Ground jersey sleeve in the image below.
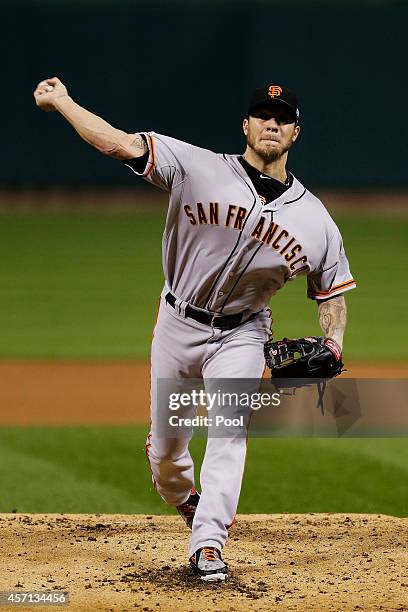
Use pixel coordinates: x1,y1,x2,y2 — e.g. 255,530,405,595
123,132,192,192
307,226,356,300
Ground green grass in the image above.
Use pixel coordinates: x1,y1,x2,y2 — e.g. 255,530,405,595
0,425,407,516
0,210,406,361
0,210,164,359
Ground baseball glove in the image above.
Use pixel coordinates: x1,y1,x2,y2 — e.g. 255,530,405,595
264,336,344,380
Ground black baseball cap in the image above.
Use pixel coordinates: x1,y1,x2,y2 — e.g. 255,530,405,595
248,84,300,123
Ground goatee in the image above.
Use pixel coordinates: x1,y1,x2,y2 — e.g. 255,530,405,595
247,137,292,163
256,148,283,163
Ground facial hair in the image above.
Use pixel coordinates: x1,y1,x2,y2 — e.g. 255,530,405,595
246,130,293,163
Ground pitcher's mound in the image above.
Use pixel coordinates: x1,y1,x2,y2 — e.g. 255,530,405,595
1,513,407,611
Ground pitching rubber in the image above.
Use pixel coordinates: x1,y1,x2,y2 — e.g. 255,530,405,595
200,572,228,582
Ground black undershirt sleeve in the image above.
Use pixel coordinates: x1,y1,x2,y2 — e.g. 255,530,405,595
122,134,149,173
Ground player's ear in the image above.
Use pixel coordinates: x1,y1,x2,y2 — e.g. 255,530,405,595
292,124,301,142
243,117,249,136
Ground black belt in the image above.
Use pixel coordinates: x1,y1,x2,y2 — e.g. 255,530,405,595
165,292,258,331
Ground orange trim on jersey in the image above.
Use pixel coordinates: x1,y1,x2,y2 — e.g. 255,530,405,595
144,133,156,177
308,278,356,298
145,322,158,491
145,429,157,490
154,297,161,324
152,297,161,340
146,294,164,492
145,430,152,459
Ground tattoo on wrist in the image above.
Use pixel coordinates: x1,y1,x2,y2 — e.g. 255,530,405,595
318,295,347,349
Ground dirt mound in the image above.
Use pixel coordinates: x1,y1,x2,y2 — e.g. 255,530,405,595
1,513,407,611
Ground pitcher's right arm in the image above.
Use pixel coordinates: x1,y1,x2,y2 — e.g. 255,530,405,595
33,77,147,161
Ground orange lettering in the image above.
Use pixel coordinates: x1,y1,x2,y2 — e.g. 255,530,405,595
184,204,197,226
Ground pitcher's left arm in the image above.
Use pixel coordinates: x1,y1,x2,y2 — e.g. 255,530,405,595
317,294,347,354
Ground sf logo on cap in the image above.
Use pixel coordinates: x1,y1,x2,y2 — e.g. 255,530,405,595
268,85,282,98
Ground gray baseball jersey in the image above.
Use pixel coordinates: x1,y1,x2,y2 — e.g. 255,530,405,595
124,132,356,558
125,132,356,315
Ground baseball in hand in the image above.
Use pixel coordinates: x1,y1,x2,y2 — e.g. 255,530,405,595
34,77,68,112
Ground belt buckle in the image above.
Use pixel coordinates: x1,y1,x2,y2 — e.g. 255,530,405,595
210,313,224,329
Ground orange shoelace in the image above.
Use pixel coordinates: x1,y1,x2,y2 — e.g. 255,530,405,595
202,547,217,561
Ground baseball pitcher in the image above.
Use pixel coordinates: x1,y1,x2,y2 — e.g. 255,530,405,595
34,77,355,582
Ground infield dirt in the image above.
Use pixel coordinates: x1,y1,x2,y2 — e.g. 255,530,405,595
1,513,407,611
2,362,408,611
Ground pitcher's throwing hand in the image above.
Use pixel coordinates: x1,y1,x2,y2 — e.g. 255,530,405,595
33,77,68,112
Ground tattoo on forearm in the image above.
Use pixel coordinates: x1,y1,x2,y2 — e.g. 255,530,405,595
318,295,347,349
131,135,148,154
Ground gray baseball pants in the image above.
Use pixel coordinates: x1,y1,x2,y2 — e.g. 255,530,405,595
146,289,271,557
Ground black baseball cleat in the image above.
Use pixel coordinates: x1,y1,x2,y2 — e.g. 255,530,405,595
176,488,200,529
190,547,228,582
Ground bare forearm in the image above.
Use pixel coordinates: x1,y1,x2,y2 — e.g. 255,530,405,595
317,295,347,350
53,96,146,160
